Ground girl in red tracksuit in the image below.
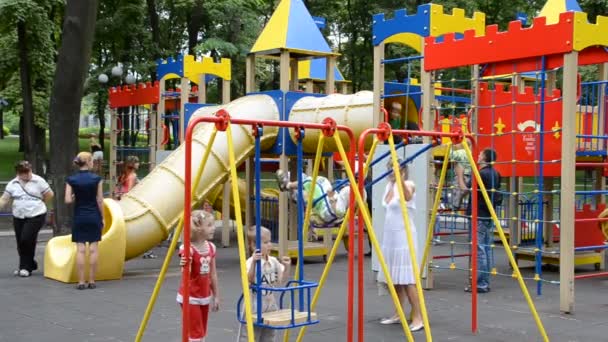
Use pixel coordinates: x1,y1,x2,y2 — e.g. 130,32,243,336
177,210,220,342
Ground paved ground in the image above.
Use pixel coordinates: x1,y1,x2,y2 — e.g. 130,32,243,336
0,226,607,342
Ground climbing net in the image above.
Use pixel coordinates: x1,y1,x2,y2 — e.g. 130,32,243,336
428,56,608,300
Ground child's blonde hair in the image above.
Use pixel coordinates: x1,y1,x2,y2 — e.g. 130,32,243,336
190,210,215,239
247,226,271,255
74,152,93,167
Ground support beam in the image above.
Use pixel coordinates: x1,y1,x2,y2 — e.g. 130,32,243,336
373,43,385,127
179,77,188,143
290,58,299,91
325,56,336,94
148,107,157,170
560,51,578,314
157,78,166,150
222,79,231,104
341,83,349,94
245,54,256,94
420,42,436,289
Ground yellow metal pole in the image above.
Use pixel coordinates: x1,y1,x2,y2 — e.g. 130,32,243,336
295,138,381,342
283,133,325,342
226,124,255,342
387,135,432,342
420,146,450,276
333,135,415,342
461,143,549,342
135,129,218,342
300,134,326,260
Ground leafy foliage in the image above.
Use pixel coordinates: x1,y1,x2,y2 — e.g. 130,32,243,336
0,0,61,128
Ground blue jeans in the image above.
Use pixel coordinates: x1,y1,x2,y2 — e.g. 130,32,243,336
476,219,494,289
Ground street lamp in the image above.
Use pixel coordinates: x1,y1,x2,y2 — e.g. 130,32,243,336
111,65,123,78
98,73,109,84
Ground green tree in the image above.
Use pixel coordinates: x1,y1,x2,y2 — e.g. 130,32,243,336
0,0,62,174
49,0,99,235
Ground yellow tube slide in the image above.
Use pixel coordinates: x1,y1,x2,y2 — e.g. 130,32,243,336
44,91,374,283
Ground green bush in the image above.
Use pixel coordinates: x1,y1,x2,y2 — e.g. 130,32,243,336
2,126,9,136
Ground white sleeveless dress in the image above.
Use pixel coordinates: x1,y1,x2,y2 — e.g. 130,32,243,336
377,180,418,285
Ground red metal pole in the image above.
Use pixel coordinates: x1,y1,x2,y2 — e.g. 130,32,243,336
351,125,461,341
182,118,194,342
182,116,221,342
576,162,608,169
575,272,608,280
356,129,374,342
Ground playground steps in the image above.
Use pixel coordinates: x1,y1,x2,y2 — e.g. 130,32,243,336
262,309,318,326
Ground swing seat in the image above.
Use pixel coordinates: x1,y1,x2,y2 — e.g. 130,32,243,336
262,309,318,326
236,280,320,330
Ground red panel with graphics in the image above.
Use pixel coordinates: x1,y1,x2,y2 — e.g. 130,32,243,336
477,83,562,177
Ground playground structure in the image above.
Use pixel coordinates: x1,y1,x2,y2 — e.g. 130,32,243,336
298,57,350,94
106,54,231,198
39,0,608,341
107,81,158,196
421,0,608,315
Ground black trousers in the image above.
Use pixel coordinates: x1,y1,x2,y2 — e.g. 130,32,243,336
13,214,46,272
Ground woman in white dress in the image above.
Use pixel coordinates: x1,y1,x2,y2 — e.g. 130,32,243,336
377,160,423,332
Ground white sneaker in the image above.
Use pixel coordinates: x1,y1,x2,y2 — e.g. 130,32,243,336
18,269,31,277
13,269,19,276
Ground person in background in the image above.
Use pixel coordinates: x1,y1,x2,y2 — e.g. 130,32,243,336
114,155,139,200
176,210,220,342
237,226,291,342
90,135,104,175
377,160,424,332
0,161,54,277
450,138,472,211
464,148,501,294
65,152,104,289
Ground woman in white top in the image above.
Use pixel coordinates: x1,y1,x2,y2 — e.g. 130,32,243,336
377,160,423,331
0,161,54,277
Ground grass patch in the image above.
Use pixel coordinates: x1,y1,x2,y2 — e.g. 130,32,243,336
0,136,110,181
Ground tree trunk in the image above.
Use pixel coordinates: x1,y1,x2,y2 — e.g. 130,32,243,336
97,90,106,150
187,0,205,55
17,20,39,173
48,0,99,236
146,0,161,81
18,117,24,152
34,125,46,176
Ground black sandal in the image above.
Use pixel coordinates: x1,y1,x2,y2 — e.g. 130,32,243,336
76,284,86,290
87,283,96,289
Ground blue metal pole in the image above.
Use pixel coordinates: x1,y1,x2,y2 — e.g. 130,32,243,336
296,128,305,311
254,126,263,324
536,57,547,296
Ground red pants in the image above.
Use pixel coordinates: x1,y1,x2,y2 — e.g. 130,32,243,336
180,304,209,341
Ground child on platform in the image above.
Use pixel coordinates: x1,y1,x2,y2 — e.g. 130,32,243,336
238,226,291,342
176,210,221,342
